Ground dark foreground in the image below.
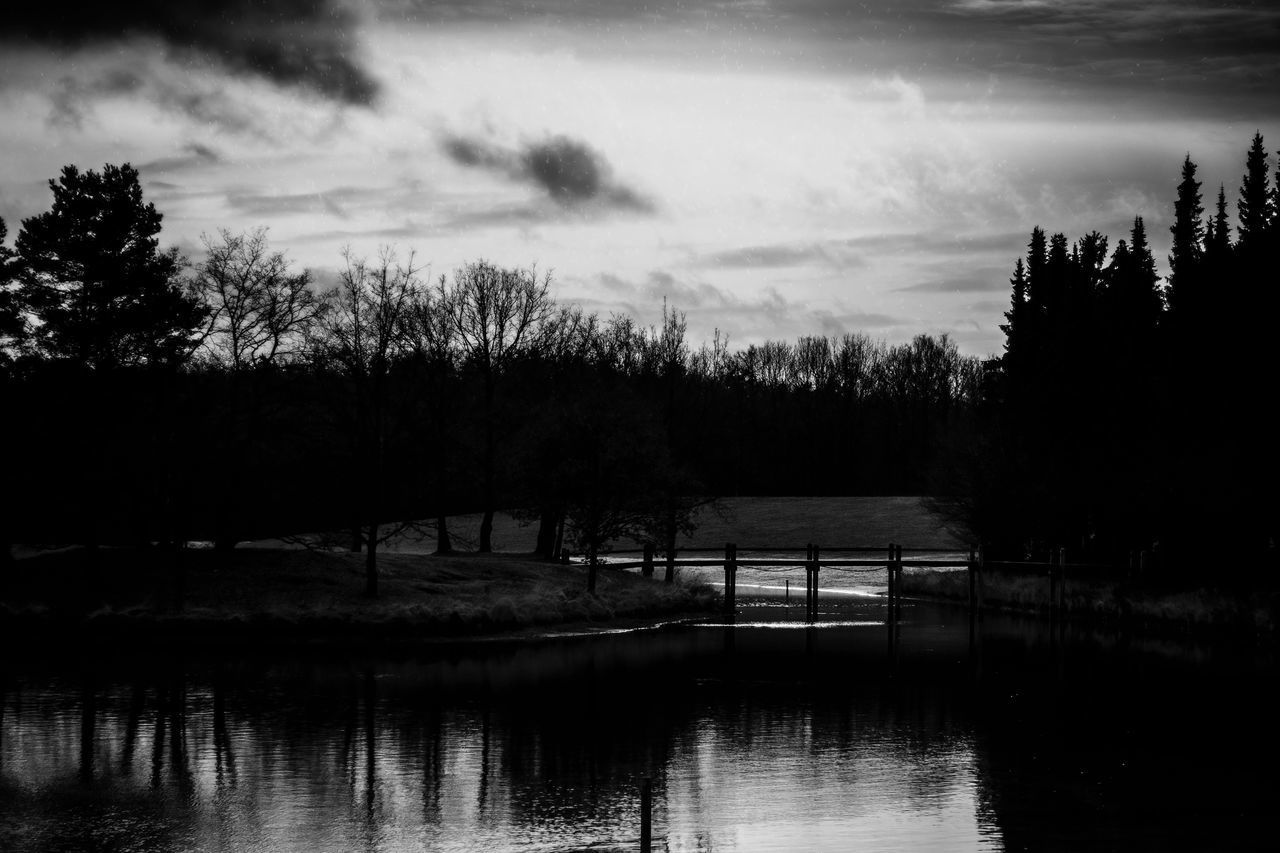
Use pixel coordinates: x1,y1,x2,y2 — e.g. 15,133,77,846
2,597,1275,852
0,547,717,644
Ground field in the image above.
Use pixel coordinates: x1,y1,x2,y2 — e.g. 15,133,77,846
356,495,969,554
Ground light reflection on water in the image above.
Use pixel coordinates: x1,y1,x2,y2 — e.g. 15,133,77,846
1,599,1274,851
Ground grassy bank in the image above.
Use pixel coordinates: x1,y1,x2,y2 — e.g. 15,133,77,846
0,547,718,644
900,567,1278,637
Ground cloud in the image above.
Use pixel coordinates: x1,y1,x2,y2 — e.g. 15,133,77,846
442,133,654,212
696,242,866,270
7,1,377,105
139,142,223,175
577,270,902,346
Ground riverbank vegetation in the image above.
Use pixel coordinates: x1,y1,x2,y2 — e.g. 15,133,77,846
0,547,716,642
1,133,1277,618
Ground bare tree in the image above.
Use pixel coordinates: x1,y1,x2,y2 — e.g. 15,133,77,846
444,260,557,552
312,247,422,596
196,228,319,370
402,276,460,555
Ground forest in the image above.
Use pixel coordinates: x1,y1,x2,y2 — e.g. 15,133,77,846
0,133,1276,593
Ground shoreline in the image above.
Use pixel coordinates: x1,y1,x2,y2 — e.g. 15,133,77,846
0,546,720,648
898,567,1278,640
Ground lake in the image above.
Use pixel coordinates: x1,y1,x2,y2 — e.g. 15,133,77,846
2,597,1274,851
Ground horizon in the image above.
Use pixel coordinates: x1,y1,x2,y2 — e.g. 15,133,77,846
3,1,1279,356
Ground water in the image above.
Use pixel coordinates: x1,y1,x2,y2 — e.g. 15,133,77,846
2,598,1274,851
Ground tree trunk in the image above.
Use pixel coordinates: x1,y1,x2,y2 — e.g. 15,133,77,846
364,523,378,597
586,548,598,594
534,507,558,559
434,513,452,555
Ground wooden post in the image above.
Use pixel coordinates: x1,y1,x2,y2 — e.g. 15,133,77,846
967,546,977,612
642,543,654,578
811,544,820,620
887,542,896,614
640,777,652,851
730,544,737,607
977,544,985,617
894,544,903,618
664,549,675,584
723,542,735,614
805,543,814,623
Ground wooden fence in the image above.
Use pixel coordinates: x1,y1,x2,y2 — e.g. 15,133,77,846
595,543,1111,621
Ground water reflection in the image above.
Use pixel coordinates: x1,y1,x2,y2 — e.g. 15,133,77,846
1,600,1274,852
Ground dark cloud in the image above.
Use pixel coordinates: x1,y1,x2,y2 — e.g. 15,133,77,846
7,1,377,105
399,1,1280,119
442,133,654,213
698,242,867,270
226,185,385,219
139,143,223,175
693,231,1025,272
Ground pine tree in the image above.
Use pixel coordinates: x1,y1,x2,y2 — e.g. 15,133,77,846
1025,226,1048,315
14,164,208,370
0,217,23,360
1205,185,1231,259
1167,154,1203,313
1001,257,1027,350
1237,132,1272,249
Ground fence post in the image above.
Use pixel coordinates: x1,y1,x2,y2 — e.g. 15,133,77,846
723,542,735,614
805,543,814,623
730,543,737,608
968,546,977,612
811,544,820,621
642,543,654,578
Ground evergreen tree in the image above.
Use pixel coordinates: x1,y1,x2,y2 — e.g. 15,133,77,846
14,164,208,370
1000,257,1027,350
1167,154,1203,312
1236,132,1272,249
0,217,22,361
1025,227,1048,315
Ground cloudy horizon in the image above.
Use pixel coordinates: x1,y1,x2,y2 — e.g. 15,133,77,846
3,0,1278,355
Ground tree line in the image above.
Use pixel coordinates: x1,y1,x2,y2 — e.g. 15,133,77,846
962,132,1279,581
0,163,984,593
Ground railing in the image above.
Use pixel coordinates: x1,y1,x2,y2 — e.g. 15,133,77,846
586,542,1111,621
586,543,972,619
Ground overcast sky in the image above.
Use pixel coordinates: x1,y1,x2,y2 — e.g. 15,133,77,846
2,0,1278,354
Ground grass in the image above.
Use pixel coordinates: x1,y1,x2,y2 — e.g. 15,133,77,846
900,566,1278,637
0,547,717,644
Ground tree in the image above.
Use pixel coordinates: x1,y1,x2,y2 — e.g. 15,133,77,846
1167,154,1203,313
195,227,319,370
192,227,321,548
0,217,22,364
311,247,422,596
1236,132,1272,249
15,164,207,370
444,260,557,552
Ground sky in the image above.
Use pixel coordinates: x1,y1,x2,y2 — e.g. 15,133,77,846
2,1,1278,356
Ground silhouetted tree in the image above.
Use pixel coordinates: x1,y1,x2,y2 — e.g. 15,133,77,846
14,164,207,370
444,260,556,552
1236,132,1272,250
0,217,21,365
1167,155,1204,315
196,227,319,370
311,247,422,596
